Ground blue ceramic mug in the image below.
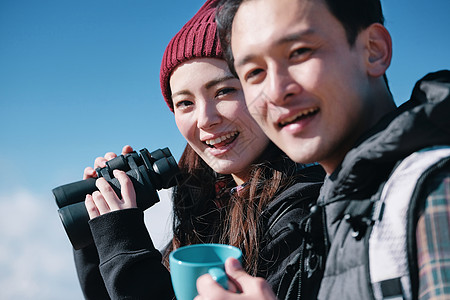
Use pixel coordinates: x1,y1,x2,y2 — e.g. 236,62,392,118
169,243,243,300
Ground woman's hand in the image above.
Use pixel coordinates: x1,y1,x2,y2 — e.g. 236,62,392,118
82,145,134,179
83,145,137,219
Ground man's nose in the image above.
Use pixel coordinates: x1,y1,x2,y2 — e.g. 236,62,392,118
266,67,301,105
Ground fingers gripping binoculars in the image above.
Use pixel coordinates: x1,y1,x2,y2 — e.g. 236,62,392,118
52,147,179,250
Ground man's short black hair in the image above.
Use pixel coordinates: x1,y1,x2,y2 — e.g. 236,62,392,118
216,0,385,76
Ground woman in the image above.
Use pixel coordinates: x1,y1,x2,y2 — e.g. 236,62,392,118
74,1,325,299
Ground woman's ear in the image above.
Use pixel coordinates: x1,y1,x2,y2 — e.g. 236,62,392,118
364,23,392,78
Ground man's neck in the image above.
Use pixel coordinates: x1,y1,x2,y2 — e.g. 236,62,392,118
323,89,397,175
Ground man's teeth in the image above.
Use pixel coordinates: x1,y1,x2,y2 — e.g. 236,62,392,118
205,131,238,146
280,108,318,126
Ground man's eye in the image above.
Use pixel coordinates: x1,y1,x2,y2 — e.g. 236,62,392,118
290,47,312,59
246,69,264,81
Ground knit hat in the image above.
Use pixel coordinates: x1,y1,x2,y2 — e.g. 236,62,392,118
160,0,223,112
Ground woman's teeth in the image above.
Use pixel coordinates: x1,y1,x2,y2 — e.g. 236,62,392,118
205,131,238,146
279,108,318,126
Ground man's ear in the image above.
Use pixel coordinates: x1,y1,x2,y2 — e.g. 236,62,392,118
364,23,392,77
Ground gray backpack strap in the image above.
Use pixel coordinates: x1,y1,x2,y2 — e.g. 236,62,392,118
369,146,450,300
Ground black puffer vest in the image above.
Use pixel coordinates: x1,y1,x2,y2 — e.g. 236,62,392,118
316,70,450,300
258,164,326,300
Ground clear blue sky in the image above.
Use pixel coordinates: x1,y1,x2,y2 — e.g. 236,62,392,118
0,0,449,299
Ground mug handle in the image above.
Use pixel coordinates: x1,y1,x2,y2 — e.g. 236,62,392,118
208,267,228,290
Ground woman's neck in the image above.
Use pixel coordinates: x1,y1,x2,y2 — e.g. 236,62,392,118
231,172,249,186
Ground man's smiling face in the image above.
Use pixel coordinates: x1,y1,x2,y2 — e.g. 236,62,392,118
231,0,380,173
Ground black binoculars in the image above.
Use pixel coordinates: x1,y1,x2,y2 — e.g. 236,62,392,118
53,147,179,250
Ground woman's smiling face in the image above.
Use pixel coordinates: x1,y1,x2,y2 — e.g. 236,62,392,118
170,58,269,183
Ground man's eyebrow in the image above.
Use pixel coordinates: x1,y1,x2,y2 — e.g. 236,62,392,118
235,29,315,68
235,54,257,69
276,28,315,45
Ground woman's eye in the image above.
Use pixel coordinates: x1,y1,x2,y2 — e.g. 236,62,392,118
175,100,193,109
216,87,236,98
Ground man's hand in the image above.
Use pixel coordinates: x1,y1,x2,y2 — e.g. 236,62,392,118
194,257,277,300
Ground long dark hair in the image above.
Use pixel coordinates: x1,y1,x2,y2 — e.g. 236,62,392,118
162,142,298,275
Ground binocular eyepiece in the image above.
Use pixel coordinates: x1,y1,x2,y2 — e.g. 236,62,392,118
53,147,179,250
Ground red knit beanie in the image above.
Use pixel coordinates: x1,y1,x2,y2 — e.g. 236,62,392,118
160,0,223,112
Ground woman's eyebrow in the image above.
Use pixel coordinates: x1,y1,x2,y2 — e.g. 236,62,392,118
172,75,236,98
205,75,236,90
172,89,193,99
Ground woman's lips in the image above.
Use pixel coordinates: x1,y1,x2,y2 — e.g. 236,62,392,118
205,131,239,148
204,132,240,156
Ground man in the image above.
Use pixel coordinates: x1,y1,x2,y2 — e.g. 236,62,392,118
195,0,450,299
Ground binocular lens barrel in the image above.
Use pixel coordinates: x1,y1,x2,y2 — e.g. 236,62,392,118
152,156,179,189
58,202,92,250
52,147,179,250
53,178,97,209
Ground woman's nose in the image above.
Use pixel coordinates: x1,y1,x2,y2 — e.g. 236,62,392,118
197,101,221,129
